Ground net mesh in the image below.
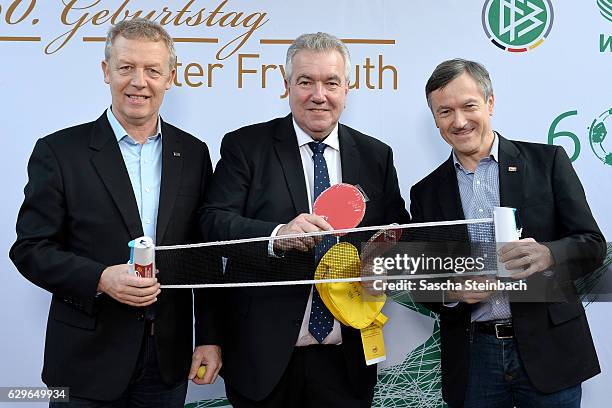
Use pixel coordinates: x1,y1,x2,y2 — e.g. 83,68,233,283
156,219,497,289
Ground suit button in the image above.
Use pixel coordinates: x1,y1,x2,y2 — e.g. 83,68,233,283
137,313,145,321
293,318,302,327
465,328,470,334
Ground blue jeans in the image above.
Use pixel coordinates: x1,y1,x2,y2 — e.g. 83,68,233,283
461,331,581,408
50,328,187,408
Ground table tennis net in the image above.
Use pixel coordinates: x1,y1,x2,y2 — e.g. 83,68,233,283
156,218,499,289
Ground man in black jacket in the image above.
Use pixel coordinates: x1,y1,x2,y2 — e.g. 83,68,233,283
410,58,605,408
10,19,220,407
201,32,409,407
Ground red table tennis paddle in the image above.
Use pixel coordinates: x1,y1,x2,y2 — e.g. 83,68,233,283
361,226,403,262
313,183,366,235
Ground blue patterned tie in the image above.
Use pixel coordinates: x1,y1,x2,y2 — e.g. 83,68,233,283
308,141,335,343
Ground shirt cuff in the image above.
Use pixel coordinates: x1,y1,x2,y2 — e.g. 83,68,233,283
442,291,459,307
268,224,285,257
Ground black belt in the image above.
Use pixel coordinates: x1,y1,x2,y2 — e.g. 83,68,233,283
474,320,513,339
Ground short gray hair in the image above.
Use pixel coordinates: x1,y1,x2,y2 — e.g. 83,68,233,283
105,18,176,71
425,59,493,109
285,32,351,83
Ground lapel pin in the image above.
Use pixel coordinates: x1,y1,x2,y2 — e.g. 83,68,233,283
508,166,517,172
173,152,181,157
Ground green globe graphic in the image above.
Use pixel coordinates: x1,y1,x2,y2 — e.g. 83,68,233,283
597,0,612,23
588,108,612,166
187,251,612,408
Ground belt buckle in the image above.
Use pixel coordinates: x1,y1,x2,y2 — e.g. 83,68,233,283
494,323,512,339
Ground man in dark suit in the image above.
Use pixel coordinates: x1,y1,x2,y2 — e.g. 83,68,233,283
410,59,605,407
201,32,409,407
10,19,220,407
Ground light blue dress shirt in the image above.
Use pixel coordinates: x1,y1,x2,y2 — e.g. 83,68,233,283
106,108,162,243
453,133,512,322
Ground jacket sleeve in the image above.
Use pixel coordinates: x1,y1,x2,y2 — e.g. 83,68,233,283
200,133,278,241
193,142,223,345
382,146,411,225
9,139,106,314
542,146,606,283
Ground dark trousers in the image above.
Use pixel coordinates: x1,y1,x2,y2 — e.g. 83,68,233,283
50,324,187,408
458,331,581,408
226,345,373,408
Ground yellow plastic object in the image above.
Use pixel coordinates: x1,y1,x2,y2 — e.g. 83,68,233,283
314,242,386,329
361,313,389,365
196,365,206,379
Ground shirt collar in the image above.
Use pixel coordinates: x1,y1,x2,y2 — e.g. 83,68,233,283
292,118,340,152
452,131,499,171
106,107,162,144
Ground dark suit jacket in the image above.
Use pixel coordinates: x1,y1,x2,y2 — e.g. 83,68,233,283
10,112,218,400
201,114,410,401
409,135,605,407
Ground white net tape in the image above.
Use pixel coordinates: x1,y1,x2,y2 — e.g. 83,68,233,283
156,218,495,289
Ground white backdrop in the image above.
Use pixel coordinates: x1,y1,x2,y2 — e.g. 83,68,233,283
1,1,610,407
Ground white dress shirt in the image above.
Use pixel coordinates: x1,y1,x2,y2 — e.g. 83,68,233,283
270,119,344,346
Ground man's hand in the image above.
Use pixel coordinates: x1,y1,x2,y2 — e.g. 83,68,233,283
273,213,333,252
97,264,160,307
188,345,222,385
360,251,392,297
447,288,494,304
360,260,386,297
499,238,554,280
446,276,496,304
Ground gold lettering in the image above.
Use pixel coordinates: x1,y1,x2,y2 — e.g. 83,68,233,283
110,0,130,25
378,54,397,90
184,8,207,27
174,60,224,88
205,0,227,26
40,0,269,59
364,58,376,90
279,65,288,99
174,61,184,87
349,65,360,90
158,6,174,26
215,12,268,60
261,64,277,88
207,63,223,87
218,11,243,27
173,0,196,26
45,0,101,55
185,62,204,87
6,0,36,24
237,53,258,88
91,9,110,25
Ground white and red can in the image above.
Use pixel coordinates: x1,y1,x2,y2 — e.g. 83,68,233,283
128,236,155,278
